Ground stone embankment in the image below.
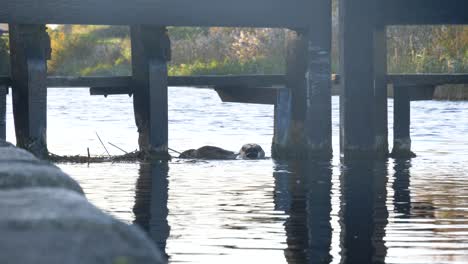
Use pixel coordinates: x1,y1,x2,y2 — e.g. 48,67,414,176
0,140,165,264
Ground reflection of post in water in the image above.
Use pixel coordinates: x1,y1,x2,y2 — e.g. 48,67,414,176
339,158,388,264
392,159,435,219
133,161,170,259
392,159,411,217
274,160,333,263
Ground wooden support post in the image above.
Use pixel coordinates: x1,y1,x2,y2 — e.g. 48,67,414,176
9,24,50,158
272,0,332,159
391,86,416,158
130,26,171,159
373,11,389,157
339,0,377,158
0,85,6,140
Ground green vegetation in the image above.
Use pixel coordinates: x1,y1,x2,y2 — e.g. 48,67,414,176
387,26,468,73
0,24,466,77
46,26,287,76
0,35,9,75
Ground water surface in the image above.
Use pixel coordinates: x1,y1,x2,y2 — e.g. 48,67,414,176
5,87,468,263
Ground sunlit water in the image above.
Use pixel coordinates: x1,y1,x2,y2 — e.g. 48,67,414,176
5,87,468,263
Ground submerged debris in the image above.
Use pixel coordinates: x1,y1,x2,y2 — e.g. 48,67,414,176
47,151,172,164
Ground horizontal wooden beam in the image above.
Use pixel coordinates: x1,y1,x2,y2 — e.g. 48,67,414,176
89,86,132,96
0,76,11,86
169,75,285,87
47,76,131,88
0,0,313,28
1,1,467,28
215,86,282,105
48,75,285,89
3,74,468,89
388,74,468,86
384,0,468,25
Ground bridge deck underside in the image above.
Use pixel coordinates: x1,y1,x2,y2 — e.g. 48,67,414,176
0,0,467,27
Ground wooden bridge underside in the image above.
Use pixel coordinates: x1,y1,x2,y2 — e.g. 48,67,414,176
0,0,467,159
1,0,467,26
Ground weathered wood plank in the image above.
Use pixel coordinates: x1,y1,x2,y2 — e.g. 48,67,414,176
304,0,333,158
1,0,465,27
339,0,377,158
47,75,285,88
0,85,6,140
273,25,333,160
272,31,308,159
47,76,131,88
169,75,286,88
215,86,280,105
374,4,389,156
2,74,468,89
389,74,468,86
9,24,50,158
89,86,132,96
0,0,313,28
385,0,468,25
0,76,11,86
131,25,170,158
391,86,416,158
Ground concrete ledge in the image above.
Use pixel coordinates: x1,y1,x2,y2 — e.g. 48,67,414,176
0,141,165,263
0,146,37,161
0,188,165,264
0,140,13,147
0,161,84,194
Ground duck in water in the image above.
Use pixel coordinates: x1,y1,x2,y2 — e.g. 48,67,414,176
179,144,265,160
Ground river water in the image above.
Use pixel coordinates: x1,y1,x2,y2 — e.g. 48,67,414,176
5,87,468,263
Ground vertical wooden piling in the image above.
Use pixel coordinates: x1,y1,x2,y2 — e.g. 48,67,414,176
306,0,333,157
373,13,389,157
391,86,415,158
272,0,332,159
0,85,6,140
339,0,378,158
9,24,50,158
130,26,171,159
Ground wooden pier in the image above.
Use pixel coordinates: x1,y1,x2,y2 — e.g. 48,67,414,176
0,0,467,159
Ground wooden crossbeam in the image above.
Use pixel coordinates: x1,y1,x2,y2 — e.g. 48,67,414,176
0,0,313,28
1,74,468,92
388,74,468,86
384,0,468,25
1,0,466,27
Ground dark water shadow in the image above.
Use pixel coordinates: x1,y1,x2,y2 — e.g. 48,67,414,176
130,157,422,264
339,158,389,264
133,161,170,261
392,158,435,221
274,157,391,264
273,160,333,263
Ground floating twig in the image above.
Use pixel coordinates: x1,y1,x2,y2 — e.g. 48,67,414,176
168,147,183,156
95,132,111,157
108,142,129,154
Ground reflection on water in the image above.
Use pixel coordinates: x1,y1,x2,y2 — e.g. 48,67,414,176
5,88,468,263
130,157,449,264
274,161,333,263
339,159,388,264
133,161,170,259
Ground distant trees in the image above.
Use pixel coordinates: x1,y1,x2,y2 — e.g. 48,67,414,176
387,26,468,73
0,24,466,77
0,34,9,75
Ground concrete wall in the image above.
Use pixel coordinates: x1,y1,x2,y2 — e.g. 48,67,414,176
0,140,166,264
